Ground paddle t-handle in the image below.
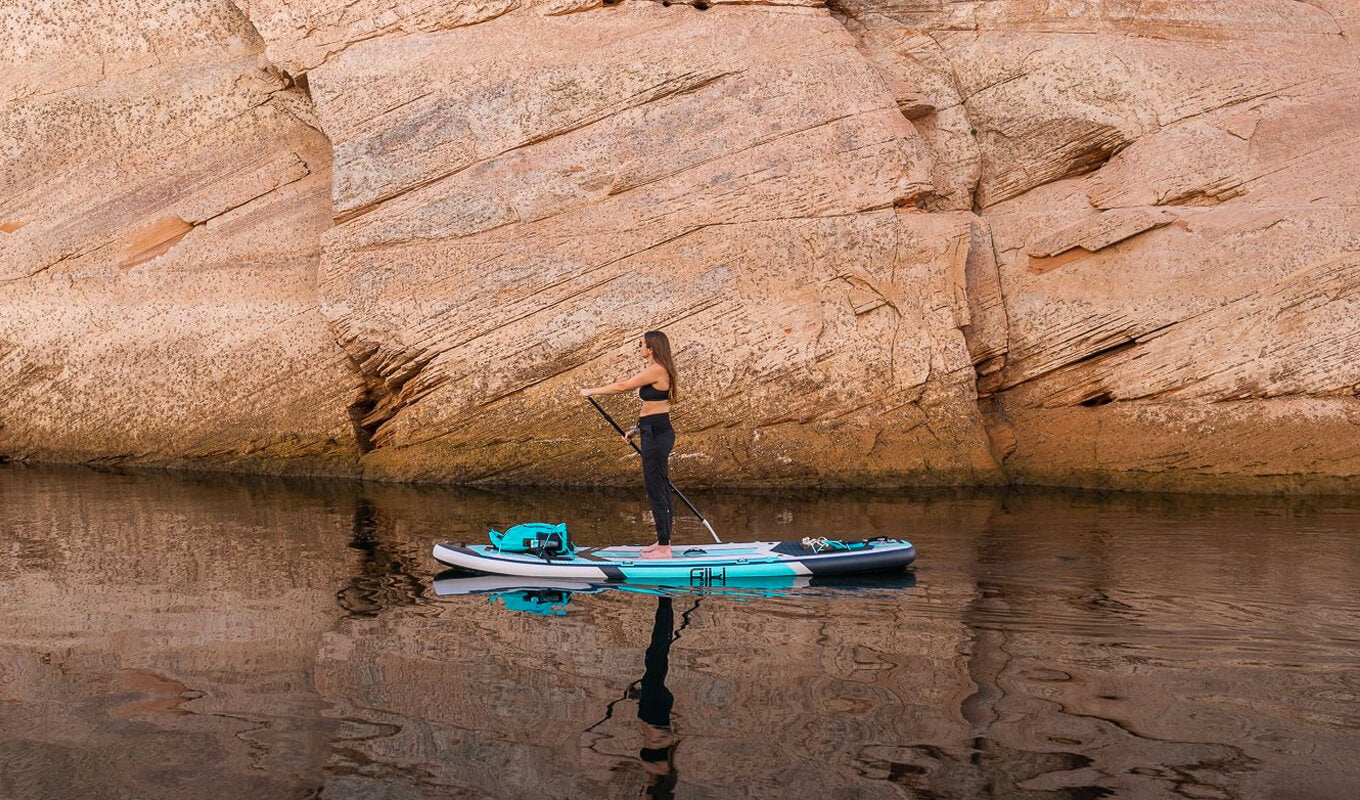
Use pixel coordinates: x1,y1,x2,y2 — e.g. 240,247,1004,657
586,396,722,543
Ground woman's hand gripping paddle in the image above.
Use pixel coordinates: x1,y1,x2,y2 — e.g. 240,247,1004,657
586,396,722,544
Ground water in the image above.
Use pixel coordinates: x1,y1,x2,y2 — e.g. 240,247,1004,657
1,465,1357,800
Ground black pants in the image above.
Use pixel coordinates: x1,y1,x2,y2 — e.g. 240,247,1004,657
639,413,675,545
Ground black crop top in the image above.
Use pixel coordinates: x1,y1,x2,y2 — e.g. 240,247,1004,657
639,383,670,402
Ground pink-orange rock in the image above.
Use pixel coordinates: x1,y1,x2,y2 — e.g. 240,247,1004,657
0,0,358,474
304,5,1000,485
232,0,522,76
1,0,1356,492
934,2,1360,491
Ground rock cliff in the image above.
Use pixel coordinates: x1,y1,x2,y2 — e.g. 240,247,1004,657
2,0,1356,491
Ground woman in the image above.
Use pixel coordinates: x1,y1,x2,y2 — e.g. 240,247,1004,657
580,331,679,559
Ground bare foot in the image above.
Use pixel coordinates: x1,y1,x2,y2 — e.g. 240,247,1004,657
641,545,672,559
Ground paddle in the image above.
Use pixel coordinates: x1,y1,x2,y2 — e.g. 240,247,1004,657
586,396,722,544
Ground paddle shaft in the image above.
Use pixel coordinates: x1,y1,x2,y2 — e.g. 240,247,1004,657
587,396,722,543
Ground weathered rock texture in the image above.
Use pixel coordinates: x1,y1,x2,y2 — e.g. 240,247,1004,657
1,0,1357,491
833,0,1360,492
0,0,358,474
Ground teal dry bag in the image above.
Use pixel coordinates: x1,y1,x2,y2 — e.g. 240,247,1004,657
488,522,572,556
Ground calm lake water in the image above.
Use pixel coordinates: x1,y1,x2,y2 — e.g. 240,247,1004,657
0,465,1357,800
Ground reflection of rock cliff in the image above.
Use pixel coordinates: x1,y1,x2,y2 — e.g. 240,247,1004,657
3,467,1357,798
0,468,356,798
2,1,1356,491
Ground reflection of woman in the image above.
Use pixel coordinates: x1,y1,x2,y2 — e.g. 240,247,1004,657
579,595,689,798
637,596,678,799
580,331,680,559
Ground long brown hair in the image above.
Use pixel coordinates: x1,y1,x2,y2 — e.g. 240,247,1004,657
644,330,679,403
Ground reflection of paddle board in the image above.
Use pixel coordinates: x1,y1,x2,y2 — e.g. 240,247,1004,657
431,570,918,598
431,537,916,584
430,570,917,615
432,570,806,598
431,574,605,596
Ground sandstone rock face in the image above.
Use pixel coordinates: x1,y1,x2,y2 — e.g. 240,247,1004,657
833,0,1360,491
0,0,359,474
306,6,997,485
1,0,1356,491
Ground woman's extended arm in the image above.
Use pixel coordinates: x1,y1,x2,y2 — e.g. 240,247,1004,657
580,364,667,397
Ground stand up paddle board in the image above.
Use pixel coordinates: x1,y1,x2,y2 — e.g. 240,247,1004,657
431,535,915,584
